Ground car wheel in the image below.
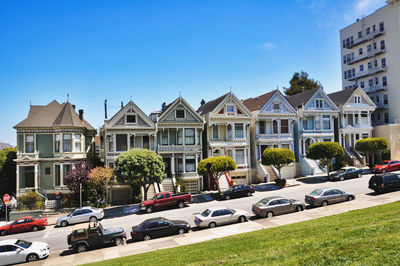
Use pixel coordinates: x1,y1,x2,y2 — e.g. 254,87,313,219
296,205,303,212
77,244,87,253
146,206,153,213
348,195,354,201
358,173,362,178
266,211,274,218
0,230,7,236
89,216,97,223
31,225,39,232
143,234,151,241
225,195,230,200
177,201,184,208
26,253,39,262
238,216,246,223
246,192,251,197
114,237,123,246
61,221,68,227
340,176,344,181
321,201,328,207
208,222,217,228
177,228,185,235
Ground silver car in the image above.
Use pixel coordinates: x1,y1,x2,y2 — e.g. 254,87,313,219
252,196,305,218
305,188,355,207
194,207,250,228
56,207,104,227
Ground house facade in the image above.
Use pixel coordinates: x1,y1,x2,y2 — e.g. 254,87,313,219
14,100,96,198
286,88,340,159
329,87,376,150
100,100,157,168
198,92,252,189
155,96,204,193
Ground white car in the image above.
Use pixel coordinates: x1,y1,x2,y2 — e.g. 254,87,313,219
56,206,104,227
194,207,250,228
0,239,50,265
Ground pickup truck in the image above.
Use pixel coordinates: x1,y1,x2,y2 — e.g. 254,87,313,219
67,222,126,253
140,192,192,213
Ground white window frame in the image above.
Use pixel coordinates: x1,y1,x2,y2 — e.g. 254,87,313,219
54,134,61,153
273,103,280,110
315,99,324,109
226,105,235,115
74,134,82,152
63,134,72,152
235,149,245,165
354,95,361,103
25,135,34,153
175,109,185,119
212,124,219,140
125,114,137,125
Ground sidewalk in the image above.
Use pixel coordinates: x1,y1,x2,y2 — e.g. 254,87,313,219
31,190,400,266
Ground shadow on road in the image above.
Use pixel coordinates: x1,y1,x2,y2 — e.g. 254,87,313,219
102,204,140,220
295,176,330,184
253,183,282,192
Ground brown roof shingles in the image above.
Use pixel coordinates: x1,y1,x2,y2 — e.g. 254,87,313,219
242,90,277,111
14,100,95,131
285,88,319,109
197,93,229,115
328,88,356,106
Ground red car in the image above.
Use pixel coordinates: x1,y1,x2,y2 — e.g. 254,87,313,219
0,216,48,236
139,192,192,213
373,160,400,173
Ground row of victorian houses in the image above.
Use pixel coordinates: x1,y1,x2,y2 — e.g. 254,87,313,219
13,87,376,200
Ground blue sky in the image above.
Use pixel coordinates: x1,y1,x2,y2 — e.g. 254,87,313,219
0,0,386,145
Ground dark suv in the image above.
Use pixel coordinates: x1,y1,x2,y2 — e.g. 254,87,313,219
221,185,255,200
67,222,126,253
368,173,400,193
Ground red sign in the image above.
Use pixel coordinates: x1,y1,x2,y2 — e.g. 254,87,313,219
3,194,10,204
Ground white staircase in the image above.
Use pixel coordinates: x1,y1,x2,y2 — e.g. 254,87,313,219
45,200,58,211
161,178,175,193
218,173,230,190
300,157,325,176
144,184,157,200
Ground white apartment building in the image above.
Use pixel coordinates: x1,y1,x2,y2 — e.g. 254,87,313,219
340,0,400,126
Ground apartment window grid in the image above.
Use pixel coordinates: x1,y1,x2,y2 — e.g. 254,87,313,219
382,76,387,86
380,40,385,50
359,48,363,55
368,62,372,70
374,59,378,68
368,79,373,87
379,22,384,32
367,44,371,53
373,42,377,50
358,31,362,39
381,58,386,67
359,64,364,72
376,95,380,103
384,113,389,123
375,77,379,85
360,81,365,88
372,25,376,32
366,27,370,35
384,95,388,105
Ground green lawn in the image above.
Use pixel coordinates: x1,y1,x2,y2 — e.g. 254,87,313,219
86,201,400,265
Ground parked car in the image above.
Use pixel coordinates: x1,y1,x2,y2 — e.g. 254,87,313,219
330,167,363,181
67,222,126,253
140,192,192,213
252,196,305,218
0,239,49,265
0,216,48,236
194,207,250,228
131,217,190,241
221,184,255,200
56,206,104,227
368,173,400,193
373,160,400,173
305,188,355,207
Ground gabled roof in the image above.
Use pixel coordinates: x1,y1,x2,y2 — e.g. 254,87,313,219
14,100,95,130
242,90,277,111
105,100,155,128
285,88,319,109
197,93,229,115
328,88,357,106
158,96,204,123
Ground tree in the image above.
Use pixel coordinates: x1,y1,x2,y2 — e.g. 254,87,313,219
64,160,92,202
197,156,236,194
261,148,295,179
284,71,321,96
114,149,165,201
306,142,344,178
0,147,17,195
87,167,115,203
355,138,389,167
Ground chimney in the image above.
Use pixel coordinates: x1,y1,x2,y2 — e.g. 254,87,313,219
161,102,166,111
79,109,84,121
104,99,108,119
200,99,205,106
72,105,76,109
121,101,123,109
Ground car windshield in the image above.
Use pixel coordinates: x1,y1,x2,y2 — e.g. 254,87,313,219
310,189,323,196
258,199,270,205
338,169,346,173
228,187,235,191
201,209,211,217
15,240,32,249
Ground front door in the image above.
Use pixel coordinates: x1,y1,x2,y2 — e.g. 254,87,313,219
143,136,150,149
163,158,171,178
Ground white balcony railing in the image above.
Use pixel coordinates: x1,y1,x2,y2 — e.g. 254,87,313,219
157,145,201,152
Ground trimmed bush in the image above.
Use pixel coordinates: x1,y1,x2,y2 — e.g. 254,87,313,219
275,178,287,187
18,192,44,210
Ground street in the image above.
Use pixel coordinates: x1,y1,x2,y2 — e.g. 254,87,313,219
1,175,372,252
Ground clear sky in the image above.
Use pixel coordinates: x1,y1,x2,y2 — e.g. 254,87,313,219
0,0,386,145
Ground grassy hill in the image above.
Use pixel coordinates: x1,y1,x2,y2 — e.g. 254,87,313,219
86,201,400,265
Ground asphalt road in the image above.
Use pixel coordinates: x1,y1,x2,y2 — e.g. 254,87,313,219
0,174,372,252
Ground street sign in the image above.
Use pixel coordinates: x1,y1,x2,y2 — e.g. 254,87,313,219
3,194,10,204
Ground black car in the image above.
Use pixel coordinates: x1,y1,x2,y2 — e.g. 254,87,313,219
368,173,400,193
67,222,126,253
330,167,364,181
221,185,255,200
131,217,190,241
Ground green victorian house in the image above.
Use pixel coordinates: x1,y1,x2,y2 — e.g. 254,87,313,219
14,100,96,198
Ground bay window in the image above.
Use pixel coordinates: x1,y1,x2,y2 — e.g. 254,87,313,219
185,129,195,145
235,149,245,165
322,115,330,129
212,125,219,140
55,134,61,152
281,119,289,133
63,134,72,152
74,134,82,152
116,134,127,151
234,123,244,139
227,124,232,139
185,156,196,172
162,131,168,145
